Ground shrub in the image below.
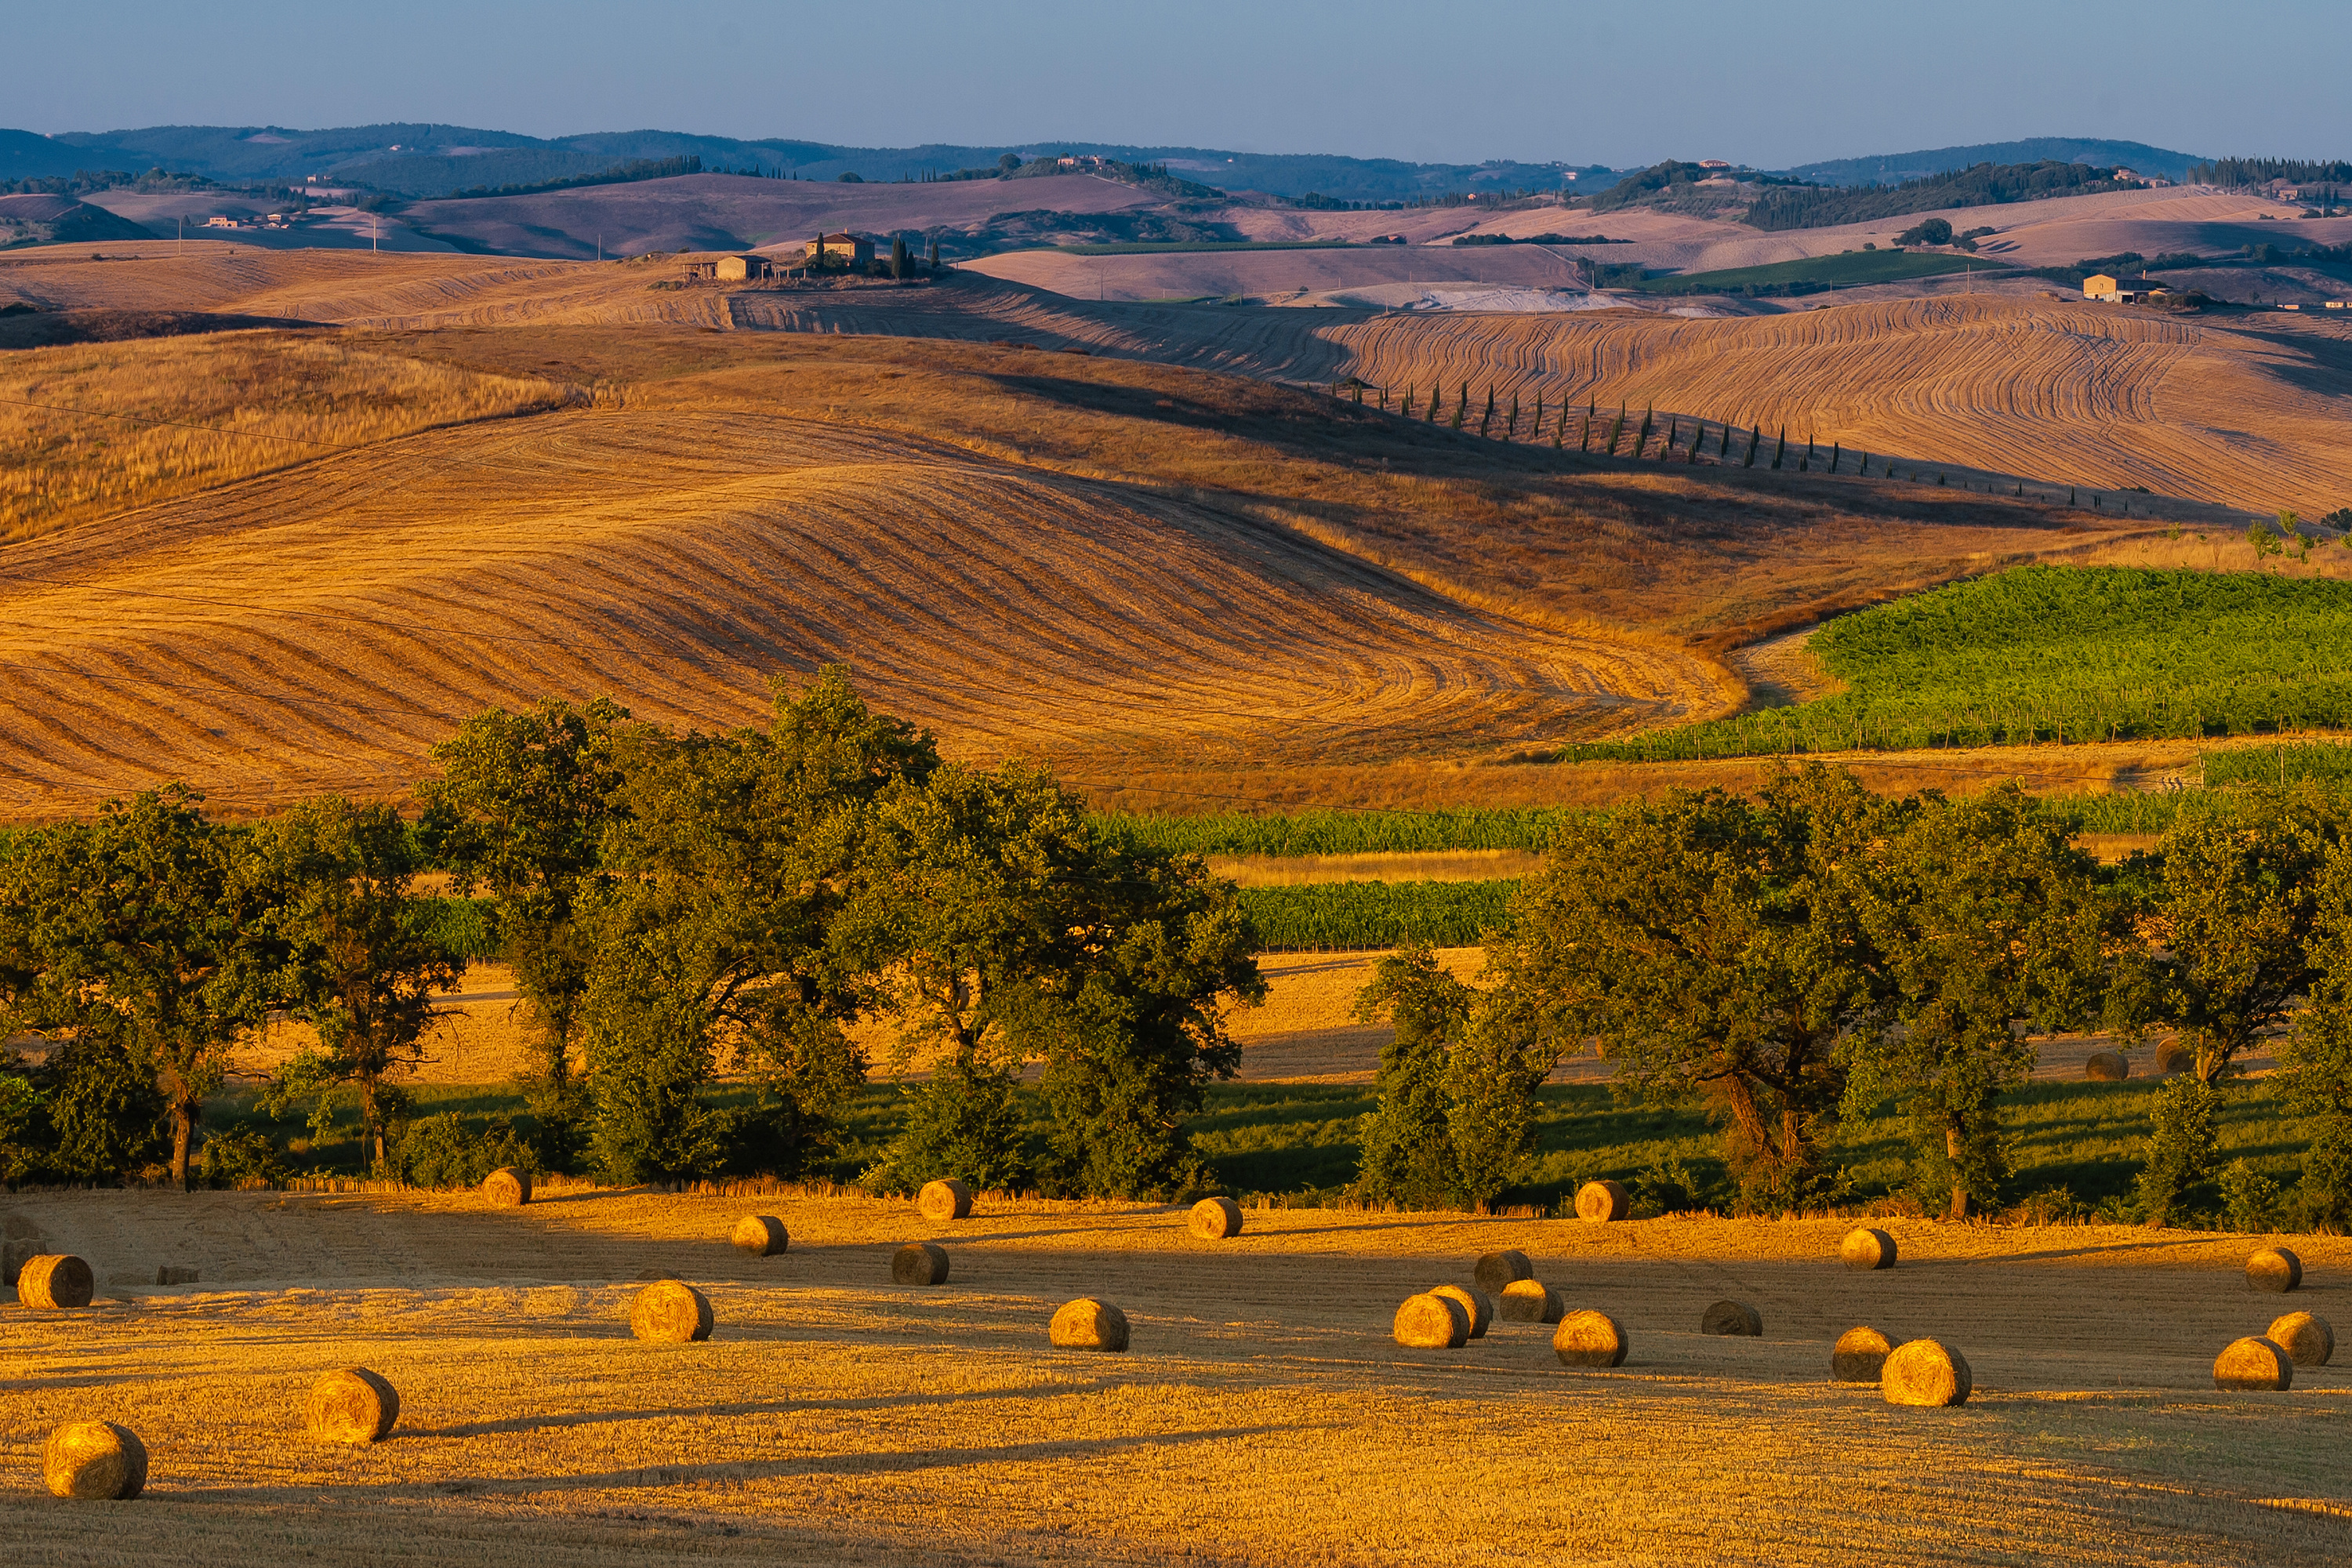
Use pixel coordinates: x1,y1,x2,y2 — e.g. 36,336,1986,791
391,1112,540,1189
2136,1073,2221,1225
2220,1158,2283,1233
197,1127,292,1189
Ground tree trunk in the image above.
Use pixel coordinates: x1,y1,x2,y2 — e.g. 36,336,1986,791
1945,1122,1971,1219
172,1101,194,1191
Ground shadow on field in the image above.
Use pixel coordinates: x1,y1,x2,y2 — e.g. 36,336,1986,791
421,1378,1118,1439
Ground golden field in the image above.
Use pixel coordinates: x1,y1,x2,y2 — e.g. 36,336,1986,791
2,1185,2348,1566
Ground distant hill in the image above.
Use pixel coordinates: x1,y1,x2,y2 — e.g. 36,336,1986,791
1788,139,2205,187
8,124,1610,204
0,194,154,249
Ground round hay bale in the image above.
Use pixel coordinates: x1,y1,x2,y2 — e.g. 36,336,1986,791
43,1421,147,1501
17,1254,93,1310
629,1279,713,1343
2154,1036,2195,1076
1049,1297,1129,1351
1188,1197,1243,1240
2266,1311,2333,1368
2247,1247,2303,1294
481,1167,532,1207
1576,1179,1632,1223
892,1242,949,1286
1393,1291,1470,1348
1831,1325,1897,1383
731,1215,787,1256
1839,1227,1897,1272
918,1178,974,1223
2084,1051,2129,1082
1430,1283,1494,1338
305,1367,400,1444
1881,1338,1972,1406
2213,1335,2293,1391
1472,1249,1534,1294
1553,1309,1628,1367
1498,1278,1564,1323
1700,1298,1763,1337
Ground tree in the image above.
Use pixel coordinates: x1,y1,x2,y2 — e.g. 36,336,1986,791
1445,997,1551,1210
254,797,461,1174
1604,402,1626,455
582,667,935,1182
424,697,629,1161
0,787,270,1187
1846,787,2121,1218
1744,424,1761,466
1579,398,1595,452
1494,766,1896,1210
1633,405,1653,458
1351,944,1470,1206
2278,840,2352,1226
1771,426,1788,469
890,235,909,278
1451,382,1468,429
1479,386,1495,436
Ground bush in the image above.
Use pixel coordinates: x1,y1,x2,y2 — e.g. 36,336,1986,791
2136,1073,2221,1225
391,1112,540,1189
2220,1158,2284,1232
38,1032,169,1182
197,1127,292,1189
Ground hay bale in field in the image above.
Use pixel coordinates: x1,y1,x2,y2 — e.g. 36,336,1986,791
2154,1036,2195,1076
893,1242,949,1286
2084,1051,2129,1082
154,1265,199,1287
1431,1283,1494,1338
1187,1196,1243,1240
1498,1279,1564,1323
1831,1325,1898,1382
1473,1249,1534,1293
2247,1247,2303,1293
305,1367,401,1443
1839,1227,1897,1272
17,1254,93,1309
2213,1335,2293,1390
1701,1298,1763,1337
1553,1309,1628,1367
1881,1338,1972,1406
630,1279,713,1343
918,1178,974,1222
1393,1292,1470,1348
481,1167,532,1207
2266,1311,2333,1368
731,1215,787,1256
1576,1178,1632,1222
1050,1297,1129,1351
43,1421,147,1500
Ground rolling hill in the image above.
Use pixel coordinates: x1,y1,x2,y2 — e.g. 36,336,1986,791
1788,138,2205,187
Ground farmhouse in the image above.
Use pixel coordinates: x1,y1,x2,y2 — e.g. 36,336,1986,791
806,231,875,265
684,254,777,281
2083,273,2171,303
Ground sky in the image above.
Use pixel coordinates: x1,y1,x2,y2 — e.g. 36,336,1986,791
9,0,2340,168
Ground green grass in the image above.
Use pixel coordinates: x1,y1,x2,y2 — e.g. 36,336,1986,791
1240,880,1517,951
1102,806,1578,858
1566,567,2352,762
1634,249,2008,296
2206,739,2352,787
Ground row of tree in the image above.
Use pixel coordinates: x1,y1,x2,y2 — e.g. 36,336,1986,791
1356,767,2352,1228
0,672,1260,1199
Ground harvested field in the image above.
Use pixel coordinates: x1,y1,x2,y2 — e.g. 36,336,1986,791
1,1188,2347,1566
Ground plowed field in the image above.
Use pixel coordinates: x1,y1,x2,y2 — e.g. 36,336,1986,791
2,1188,2347,1566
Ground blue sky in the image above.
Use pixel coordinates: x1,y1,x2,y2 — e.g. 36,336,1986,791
13,0,2340,167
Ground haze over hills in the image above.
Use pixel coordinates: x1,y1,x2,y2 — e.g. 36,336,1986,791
1788,138,2205,187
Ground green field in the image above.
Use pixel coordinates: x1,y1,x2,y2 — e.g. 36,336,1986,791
1105,806,1577,857
1567,567,2352,761
1633,249,2009,296
1240,879,1516,950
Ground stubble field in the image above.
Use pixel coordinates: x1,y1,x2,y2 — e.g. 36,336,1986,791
2,1187,2347,1566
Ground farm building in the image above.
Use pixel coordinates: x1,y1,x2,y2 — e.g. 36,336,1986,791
684,254,778,281
805,232,875,265
2083,273,2171,303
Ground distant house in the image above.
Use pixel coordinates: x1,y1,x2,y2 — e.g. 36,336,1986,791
684,254,777,281
202,216,241,229
805,232,875,265
2084,273,2172,303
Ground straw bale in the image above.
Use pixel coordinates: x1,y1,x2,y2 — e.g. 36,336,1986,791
1831,1325,1897,1382
892,1241,949,1286
1188,1196,1243,1240
1498,1278,1565,1323
1881,1338,1972,1406
2084,1051,2129,1082
1393,1291,1470,1348
17,1253,93,1309
2154,1036,2195,1076
629,1279,713,1342
2246,1247,2302,1293
731,1214,787,1256
1576,1178,1632,1222
154,1265,199,1286
481,1166,532,1207
2213,1334,2292,1390
918,1178,974,1222
2266,1310,2333,1368
1553,1309,1628,1367
43,1421,147,1500
1049,1297,1129,1351
306,1367,400,1443
1431,1283,1493,1338
1472,1249,1534,1293
1700,1298,1763,1336
1839,1227,1897,1271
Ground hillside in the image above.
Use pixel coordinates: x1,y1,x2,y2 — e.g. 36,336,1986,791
1788,138,2204,187
0,193,153,249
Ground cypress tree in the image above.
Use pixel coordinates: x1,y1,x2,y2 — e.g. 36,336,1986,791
1553,399,1566,448
1403,387,1415,418
1580,399,1595,452
928,238,941,267
2070,486,2076,505
1802,434,1816,471
1634,405,1653,458
1664,416,1679,456
1744,425,1762,466
1508,392,1519,439
1452,382,1468,429
1605,402,1626,455
1380,386,1388,411
1480,387,1494,436
1857,452,1870,476
1719,420,1733,459
1354,381,1364,405
1770,426,1787,469
1828,442,1841,474
1428,386,1439,422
